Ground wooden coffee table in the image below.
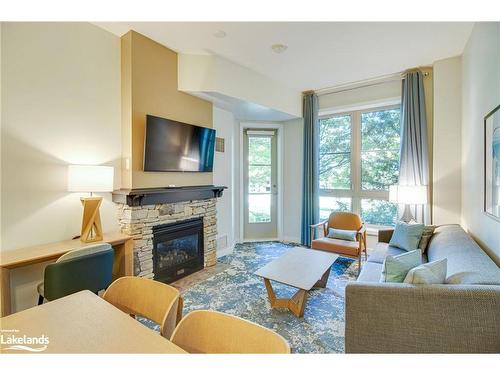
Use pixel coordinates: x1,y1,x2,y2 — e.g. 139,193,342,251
255,247,338,318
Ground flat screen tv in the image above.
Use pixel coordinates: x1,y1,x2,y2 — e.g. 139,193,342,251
144,115,216,172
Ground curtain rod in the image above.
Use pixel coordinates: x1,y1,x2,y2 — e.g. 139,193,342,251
314,69,430,97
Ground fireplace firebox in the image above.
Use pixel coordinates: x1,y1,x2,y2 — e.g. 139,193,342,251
152,218,204,283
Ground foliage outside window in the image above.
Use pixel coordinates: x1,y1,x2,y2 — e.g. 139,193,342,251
248,136,272,223
319,106,401,226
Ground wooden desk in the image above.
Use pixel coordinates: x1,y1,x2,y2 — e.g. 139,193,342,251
0,232,133,317
0,291,186,353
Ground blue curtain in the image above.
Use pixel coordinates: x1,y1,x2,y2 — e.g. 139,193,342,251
399,71,430,223
301,93,320,246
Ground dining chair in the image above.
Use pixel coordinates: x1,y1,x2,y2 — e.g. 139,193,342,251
170,310,291,353
37,243,114,304
102,276,183,339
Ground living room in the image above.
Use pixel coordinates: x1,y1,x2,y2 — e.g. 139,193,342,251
1,0,499,372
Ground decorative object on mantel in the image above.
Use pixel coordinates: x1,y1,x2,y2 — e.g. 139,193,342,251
389,184,428,223
484,104,500,221
112,185,226,207
68,165,114,242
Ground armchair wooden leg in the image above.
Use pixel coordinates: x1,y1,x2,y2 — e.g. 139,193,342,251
38,295,44,305
363,233,368,260
176,295,184,325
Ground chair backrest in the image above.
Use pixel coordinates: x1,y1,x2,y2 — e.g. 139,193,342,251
170,310,291,354
102,276,181,339
44,248,114,301
57,243,112,263
328,212,363,231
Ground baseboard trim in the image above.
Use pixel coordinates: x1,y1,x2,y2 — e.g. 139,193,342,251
242,238,280,243
281,236,301,244
217,244,235,258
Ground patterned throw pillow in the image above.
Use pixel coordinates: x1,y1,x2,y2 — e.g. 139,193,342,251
404,258,447,284
389,221,425,252
380,249,422,283
418,225,436,254
327,228,357,241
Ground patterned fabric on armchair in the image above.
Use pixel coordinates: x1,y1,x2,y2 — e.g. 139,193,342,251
310,212,367,274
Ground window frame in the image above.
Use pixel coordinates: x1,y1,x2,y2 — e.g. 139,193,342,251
318,104,401,228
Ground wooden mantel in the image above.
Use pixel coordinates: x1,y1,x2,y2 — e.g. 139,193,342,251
112,185,226,207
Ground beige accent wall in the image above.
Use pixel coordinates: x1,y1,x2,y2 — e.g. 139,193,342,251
121,31,213,189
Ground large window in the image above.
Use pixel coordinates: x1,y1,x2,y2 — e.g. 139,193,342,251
319,106,401,226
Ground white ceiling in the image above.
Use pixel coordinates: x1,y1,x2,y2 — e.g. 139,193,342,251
96,22,473,91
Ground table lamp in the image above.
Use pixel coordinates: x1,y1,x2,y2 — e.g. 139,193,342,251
68,165,114,243
389,184,428,223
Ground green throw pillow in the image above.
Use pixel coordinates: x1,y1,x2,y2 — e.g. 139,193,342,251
327,228,357,241
389,221,425,251
380,249,422,283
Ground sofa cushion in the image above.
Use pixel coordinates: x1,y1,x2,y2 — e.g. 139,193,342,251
368,242,407,264
418,225,436,254
311,237,360,257
380,249,422,283
356,262,383,282
327,228,357,241
404,258,448,284
427,225,500,285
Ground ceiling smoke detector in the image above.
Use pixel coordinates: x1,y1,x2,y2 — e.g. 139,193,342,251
271,44,288,54
213,30,227,38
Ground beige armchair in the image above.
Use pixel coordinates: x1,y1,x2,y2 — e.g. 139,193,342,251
310,212,367,274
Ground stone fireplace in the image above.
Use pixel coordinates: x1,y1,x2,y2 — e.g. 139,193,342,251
113,186,225,281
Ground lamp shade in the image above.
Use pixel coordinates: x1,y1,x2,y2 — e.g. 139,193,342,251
389,185,428,205
68,165,114,193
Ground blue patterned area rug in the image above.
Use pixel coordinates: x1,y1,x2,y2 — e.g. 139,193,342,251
142,242,358,353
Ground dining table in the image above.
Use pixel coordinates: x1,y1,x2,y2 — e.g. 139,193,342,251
0,290,186,353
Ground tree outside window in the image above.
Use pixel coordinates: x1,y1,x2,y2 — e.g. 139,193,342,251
319,106,401,226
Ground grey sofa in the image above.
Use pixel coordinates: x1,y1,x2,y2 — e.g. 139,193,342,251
345,224,500,353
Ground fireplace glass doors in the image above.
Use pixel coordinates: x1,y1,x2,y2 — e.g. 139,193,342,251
152,218,204,283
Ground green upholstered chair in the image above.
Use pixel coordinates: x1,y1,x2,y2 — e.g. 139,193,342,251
37,243,114,305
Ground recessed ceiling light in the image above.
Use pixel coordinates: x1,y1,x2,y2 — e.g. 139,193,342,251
271,44,288,54
213,30,227,38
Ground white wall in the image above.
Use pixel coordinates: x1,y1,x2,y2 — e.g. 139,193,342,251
461,22,500,264
282,118,304,242
0,23,3,246
318,79,401,112
178,54,302,119
1,23,121,311
212,107,237,255
433,56,462,225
